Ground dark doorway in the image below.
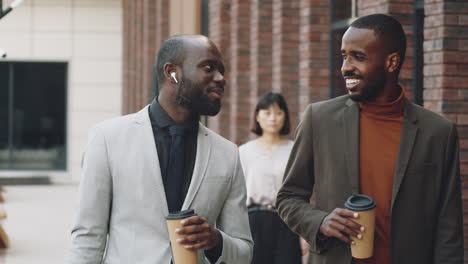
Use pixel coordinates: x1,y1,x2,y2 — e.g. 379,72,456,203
0,62,67,170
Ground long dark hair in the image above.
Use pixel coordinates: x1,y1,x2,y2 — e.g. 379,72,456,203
251,92,291,136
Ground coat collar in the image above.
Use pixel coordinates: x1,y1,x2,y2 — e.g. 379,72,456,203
342,98,360,194
135,106,212,214
342,97,419,210
182,124,211,210
391,98,418,211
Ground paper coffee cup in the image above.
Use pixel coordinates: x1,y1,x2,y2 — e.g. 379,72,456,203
344,194,376,259
166,209,198,264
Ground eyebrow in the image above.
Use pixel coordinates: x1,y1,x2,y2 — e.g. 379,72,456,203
198,59,216,66
341,50,367,57
351,50,366,57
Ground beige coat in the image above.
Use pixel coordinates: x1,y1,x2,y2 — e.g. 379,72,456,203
69,106,253,264
277,95,463,264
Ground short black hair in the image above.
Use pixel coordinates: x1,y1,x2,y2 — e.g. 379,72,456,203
251,92,291,136
155,36,187,88
350,14,407,69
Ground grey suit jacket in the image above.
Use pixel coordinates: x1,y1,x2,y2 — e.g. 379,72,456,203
69,106,253,264
277,95,463,264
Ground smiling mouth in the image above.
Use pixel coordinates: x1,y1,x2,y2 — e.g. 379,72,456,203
345,78,361,90
207,88,224,100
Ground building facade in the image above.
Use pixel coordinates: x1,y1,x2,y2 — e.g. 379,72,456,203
123,0,468,260
0,0,123,181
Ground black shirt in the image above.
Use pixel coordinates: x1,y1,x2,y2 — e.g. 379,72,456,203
148,98,222,263
148,98,198,202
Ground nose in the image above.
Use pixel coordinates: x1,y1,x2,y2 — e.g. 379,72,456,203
213,71,225,87
341,57,354,76
269,113,277,121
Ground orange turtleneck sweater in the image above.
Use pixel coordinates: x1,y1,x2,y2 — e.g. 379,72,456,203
353,87,405,264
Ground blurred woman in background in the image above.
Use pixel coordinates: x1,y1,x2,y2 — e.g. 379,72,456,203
239,92,306,264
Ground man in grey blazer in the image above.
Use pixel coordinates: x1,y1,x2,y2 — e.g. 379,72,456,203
69,35,253,264
277,14,463,264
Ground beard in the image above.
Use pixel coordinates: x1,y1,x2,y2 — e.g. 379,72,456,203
349,83,385,102
176,77,222,116
348,69,387,103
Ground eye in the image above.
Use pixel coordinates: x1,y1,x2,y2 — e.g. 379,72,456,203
341,54,347,60
204,65,213,72
355,55,365,61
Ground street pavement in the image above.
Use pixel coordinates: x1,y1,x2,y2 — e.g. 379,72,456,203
0,181,79,264
0,181,311,264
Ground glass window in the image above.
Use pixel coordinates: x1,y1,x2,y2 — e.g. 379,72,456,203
412,3,424,105
0,63,9,169
332,0,353,22
329,0,357,98
330,28,348,98
0,62,67,170
201,0,209,37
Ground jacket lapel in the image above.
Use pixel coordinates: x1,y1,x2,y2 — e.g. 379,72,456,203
342,99,360,194
391,99,418,211
182,123,211,210
135,106,169,217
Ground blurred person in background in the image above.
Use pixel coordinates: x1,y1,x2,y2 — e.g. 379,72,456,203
239,92,307,264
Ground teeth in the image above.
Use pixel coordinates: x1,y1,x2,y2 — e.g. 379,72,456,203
346,79,360,86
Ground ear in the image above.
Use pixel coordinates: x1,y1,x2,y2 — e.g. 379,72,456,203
256,110,266,126
163,63,179,84
385,53,401,73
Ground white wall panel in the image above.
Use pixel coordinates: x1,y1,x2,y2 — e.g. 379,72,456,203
70,59,122,85
73,33,121,58
0,7,32,32
32,32,72,58
0,33,32,58
73,7,122,32
33,7,72,31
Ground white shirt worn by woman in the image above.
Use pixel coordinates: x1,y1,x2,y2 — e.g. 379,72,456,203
239,139,294,207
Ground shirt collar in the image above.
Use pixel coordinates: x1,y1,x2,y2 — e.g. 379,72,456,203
149,97,175,128
359,85,405,117
149,97,199,131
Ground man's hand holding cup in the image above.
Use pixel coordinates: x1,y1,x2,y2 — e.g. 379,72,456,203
319,208,364,244
175,216,220,250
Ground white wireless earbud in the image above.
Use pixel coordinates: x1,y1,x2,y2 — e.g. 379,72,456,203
170,72,178,83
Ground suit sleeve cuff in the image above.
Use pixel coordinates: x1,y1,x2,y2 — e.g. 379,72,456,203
308,211,331,254
204,230,223,263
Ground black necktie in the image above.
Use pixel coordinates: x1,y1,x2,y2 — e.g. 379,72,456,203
166,125,188,213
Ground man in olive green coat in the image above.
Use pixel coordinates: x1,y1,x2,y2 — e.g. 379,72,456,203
276,14,463,264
